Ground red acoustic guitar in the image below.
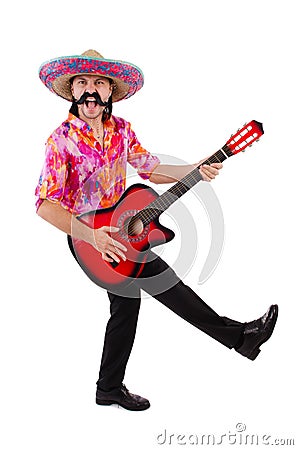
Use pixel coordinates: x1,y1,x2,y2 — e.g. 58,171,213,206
69,120,264,290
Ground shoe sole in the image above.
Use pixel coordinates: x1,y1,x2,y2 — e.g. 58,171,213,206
96,398,150,411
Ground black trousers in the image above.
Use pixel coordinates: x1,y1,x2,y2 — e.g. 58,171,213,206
96,253,244,391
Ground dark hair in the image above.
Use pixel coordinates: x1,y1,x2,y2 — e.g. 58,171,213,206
69,76,113,122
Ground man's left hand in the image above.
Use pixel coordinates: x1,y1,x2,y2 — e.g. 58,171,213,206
198,161,223,182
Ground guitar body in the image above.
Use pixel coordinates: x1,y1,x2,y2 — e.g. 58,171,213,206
69,183,175,290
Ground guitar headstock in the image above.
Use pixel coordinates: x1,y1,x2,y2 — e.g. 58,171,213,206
225,120,264,155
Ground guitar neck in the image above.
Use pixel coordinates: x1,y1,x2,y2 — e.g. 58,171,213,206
136,145,233,226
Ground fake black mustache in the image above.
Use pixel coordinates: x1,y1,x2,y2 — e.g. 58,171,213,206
74,91,109,107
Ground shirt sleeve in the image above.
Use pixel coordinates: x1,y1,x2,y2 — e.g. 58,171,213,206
35,135,68,211
126,123,160,180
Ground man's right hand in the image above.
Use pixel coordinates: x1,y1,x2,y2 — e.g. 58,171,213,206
93,226,127,263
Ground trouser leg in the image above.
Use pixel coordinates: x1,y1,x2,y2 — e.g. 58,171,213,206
136,253,244,349
96,289,141,391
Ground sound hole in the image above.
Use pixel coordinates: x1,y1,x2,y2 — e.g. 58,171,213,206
124,217,144,236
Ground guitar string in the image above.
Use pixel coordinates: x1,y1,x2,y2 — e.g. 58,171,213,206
136,147,231,225
125,136,252,235
110,134,254,243
112,145,233,240
135,150,225,226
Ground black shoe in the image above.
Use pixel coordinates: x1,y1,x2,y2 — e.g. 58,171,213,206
236,304,278,360
96,384,150,411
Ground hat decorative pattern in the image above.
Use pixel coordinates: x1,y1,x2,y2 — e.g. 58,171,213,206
39,54,144,102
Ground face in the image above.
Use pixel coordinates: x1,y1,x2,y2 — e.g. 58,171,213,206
71,75,113,120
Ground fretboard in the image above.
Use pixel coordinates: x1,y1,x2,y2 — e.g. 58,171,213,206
135,145,233,226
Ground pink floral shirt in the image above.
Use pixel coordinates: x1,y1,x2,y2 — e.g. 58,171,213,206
35,113,160,215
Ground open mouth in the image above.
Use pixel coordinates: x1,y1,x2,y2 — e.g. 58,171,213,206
85,99,98,108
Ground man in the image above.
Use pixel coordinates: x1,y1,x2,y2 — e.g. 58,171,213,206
36,49,278,411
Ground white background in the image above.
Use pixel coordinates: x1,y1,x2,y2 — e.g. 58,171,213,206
1,0,297,449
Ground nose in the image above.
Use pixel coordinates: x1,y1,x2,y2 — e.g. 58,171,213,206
85,80,97,93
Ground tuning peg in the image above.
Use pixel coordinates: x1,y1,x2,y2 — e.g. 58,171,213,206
256,139,260,142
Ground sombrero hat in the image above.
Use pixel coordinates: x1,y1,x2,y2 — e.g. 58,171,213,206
39,49,144,103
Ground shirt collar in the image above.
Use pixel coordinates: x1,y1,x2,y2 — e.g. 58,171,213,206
67,113,117,134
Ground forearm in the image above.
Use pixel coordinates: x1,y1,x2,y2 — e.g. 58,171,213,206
37,200,94,245
149,163,198,184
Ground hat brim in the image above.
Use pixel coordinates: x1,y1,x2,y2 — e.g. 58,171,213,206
39,55,144,102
